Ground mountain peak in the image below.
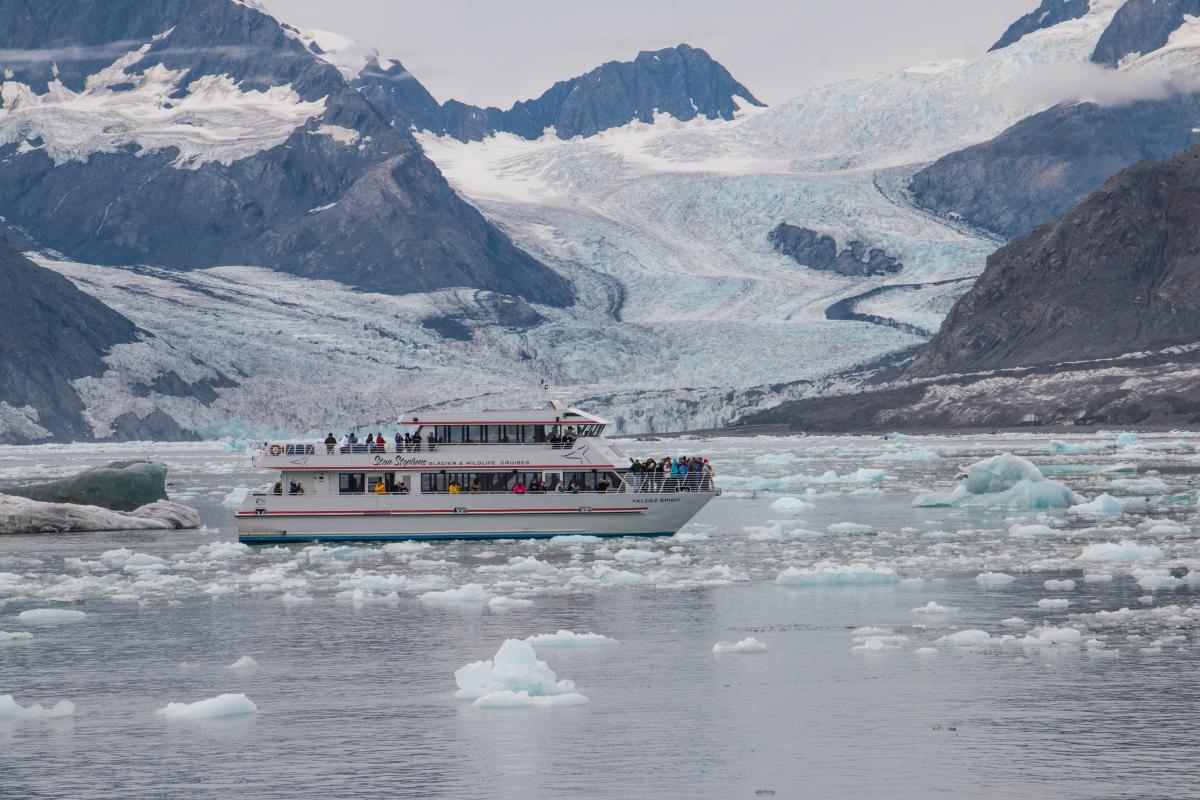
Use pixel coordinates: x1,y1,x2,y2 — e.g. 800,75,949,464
355,41,764,142
989,0,1091,51
1091,0,1200,66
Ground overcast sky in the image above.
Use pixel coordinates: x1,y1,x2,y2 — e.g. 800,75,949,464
261,0,1037,107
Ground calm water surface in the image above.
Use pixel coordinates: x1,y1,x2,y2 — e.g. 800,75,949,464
3,432,1200,799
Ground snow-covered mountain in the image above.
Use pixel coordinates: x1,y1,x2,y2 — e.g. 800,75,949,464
6,0,1198,443
0,0,567,303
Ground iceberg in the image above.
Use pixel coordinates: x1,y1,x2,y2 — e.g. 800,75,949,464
911,601,957,614
0,695,75,720
419,583,490,603
775,562,898,586
16,608,86,623
0,494,199,535
913,453,1080,509
1036,598,1069,609
974,572,1016,587
1070,494,1124,516
0,631,34,641
939,629,995,645
454,639,587,707
712,637,768,654
228,656,259,670
1043,579,1076,591
156,693,258,720
487,596,534,610
1018,627,1082,646
1049,440,1099,455
525,631,618,647
1078,541,1164,562
4,460,167,511
769,496,813,512
826,522,873,534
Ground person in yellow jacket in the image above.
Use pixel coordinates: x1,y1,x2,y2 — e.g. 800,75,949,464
374,480,387,495
448,481,460,495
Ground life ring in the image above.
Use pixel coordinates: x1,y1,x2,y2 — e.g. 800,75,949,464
268,444,283,456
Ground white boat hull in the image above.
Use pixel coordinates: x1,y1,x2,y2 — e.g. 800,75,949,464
235,490,714,543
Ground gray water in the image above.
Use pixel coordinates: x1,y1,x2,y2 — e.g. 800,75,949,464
4,432,1200,799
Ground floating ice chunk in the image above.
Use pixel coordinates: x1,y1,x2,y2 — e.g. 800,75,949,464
279,593,313,605
157,693,257,720
1049,440,1099,455
488,596,534,610
1019,627,1082,646
472,690,589,708
826,522,873,534
1109,478,1171,494
852,626,892,636
852,634,908,651
1078,541,1164,562
915,647,938,655
222,488,250,507
1009,523,1057,537
591,565,646,584
1000,617,1027,626
1070,494,1123,516
1135,570,1181,592
548,535,602,545
712,637,768,654
454,639,583,707
911,601,958,614
477,556,558,574
939,629,995,645
769,496,813,512
1037,598,1070,609
526,631,618,647
1083,573,1114,583
775,562,898,586
874,447,940,462
420,583,490,603
17,608,86,623
915,453,1080,509
974,572,1016,587
381,541,430,554
192,541,251,560
614,549,659,563
1118,432,1140,445
228,656,258,670
0,631,33,641
0,695,75,720
672,531,709,542
1043,579,1076,591
1144,521,1190,535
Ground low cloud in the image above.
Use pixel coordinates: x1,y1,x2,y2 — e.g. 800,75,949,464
1007,61,1200,108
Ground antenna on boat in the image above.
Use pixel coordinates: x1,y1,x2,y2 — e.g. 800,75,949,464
541,380,571,410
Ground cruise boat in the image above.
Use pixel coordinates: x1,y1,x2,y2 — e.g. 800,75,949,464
235,404,718,543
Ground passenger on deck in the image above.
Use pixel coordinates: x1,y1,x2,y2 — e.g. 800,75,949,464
374,480,386,495
528,477,544,493
597,476,610,492
568,479,581,494
325,433,336,454
374,433,386,453
550,431,562,449
512,480,527,495
448,480,460,494
338,433,350,452
398,481,410,494
412,432,423,451
555,480,566,493
273,481,283,495
428,433,438,452
470,478,481,493
394,432,403,452
349,432,358,445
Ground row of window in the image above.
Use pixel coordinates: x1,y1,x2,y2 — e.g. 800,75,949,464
425,423,605,444
335,470,622,494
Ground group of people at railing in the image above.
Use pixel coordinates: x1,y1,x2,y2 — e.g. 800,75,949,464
629,455,714,492
325,431,438,454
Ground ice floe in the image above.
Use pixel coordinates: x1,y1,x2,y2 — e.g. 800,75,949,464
713,637,768,654
16,608,86,623
1070,494,1124,516
420,584,490,603
526,631,618,647
487,596,534,609
911,601,958,614
157,693,258,720
974,572,1016,587
775,562,898,586
454,639,587,708
1077,541,1164,562
914,453,1080,509
228,656,259,670
0,695,75,720
0,494,200,534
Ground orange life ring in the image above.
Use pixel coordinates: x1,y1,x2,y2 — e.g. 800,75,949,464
268,444,283,456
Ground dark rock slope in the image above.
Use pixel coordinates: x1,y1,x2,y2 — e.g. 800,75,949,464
360,44,765,142
0,0,572,306
768,224,902,277
1091,0,1200,66
907,145,1200,378
990,0,1091,51
0,237,139,443
909,95,1200,239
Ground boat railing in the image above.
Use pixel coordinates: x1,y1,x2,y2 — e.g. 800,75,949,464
262,439,591,456
623,475,717,494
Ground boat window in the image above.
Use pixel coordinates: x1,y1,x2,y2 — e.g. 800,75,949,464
563,470,621,491
338,473,365,494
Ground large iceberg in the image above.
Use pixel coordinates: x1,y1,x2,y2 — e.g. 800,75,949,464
454,639,588,708
914,453,1081,509
4,460,167,511
156,693,258,720
0,495,199,535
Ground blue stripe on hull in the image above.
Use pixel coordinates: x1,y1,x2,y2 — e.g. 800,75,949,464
237,530,676,545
